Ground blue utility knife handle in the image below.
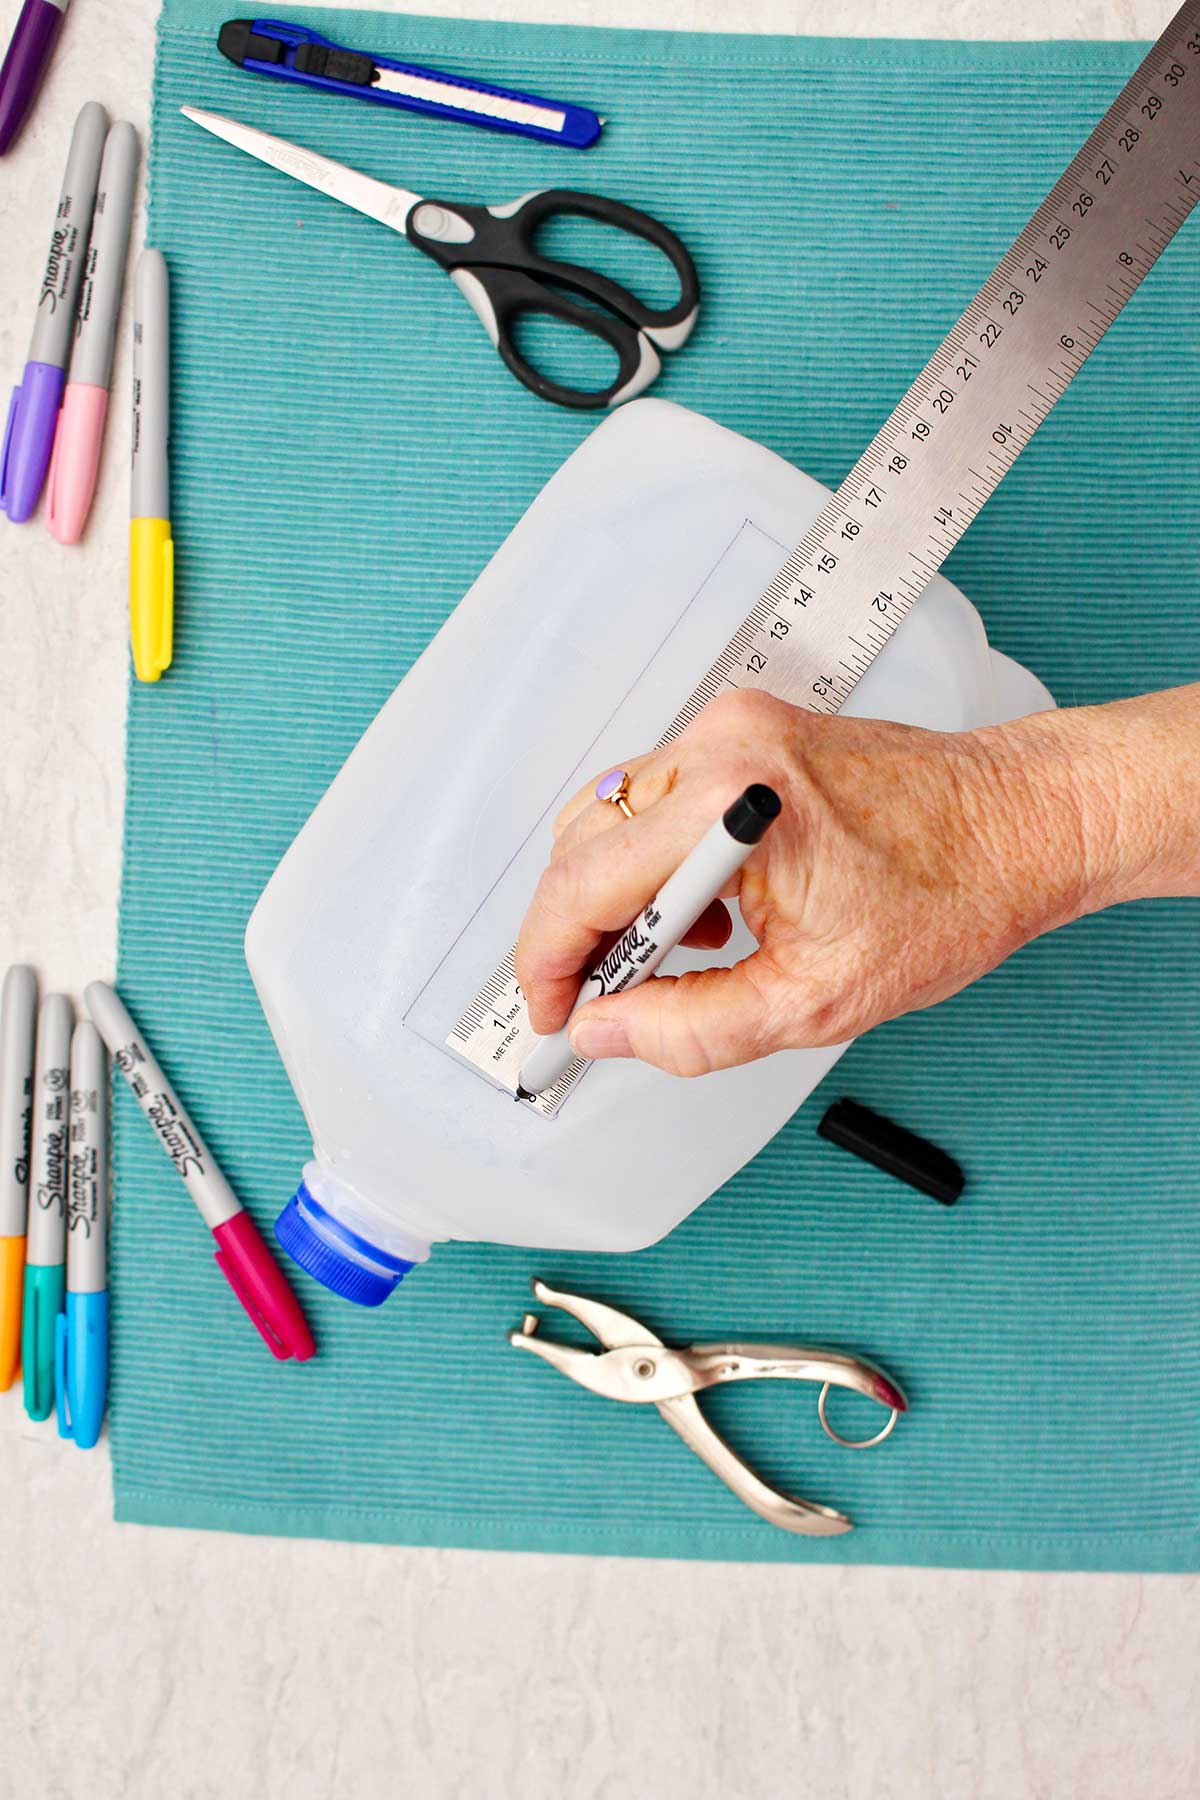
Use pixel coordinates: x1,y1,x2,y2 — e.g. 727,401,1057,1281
218,20,605,148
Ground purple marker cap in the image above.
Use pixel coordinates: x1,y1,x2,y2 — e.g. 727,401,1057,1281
0,0,68,156
1,362,64,522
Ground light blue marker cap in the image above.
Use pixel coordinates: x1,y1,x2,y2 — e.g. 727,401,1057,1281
54,1290,109,1449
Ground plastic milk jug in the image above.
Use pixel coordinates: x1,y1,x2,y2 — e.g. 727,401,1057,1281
246,400,1052,1306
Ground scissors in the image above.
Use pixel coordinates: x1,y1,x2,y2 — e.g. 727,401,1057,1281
510,1279,907,1536
182,106,701,411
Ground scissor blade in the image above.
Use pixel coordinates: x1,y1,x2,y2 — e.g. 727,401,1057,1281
181,106,421,235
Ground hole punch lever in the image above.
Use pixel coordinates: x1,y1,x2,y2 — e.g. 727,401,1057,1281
509,1279,906,1536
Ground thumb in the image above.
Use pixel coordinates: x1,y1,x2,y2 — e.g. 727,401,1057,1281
568,959,781,1078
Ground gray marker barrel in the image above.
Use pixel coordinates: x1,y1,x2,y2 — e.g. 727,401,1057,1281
70,121,140,389
25,994,74,1265
67,1021,107,1293
85,981,240,1230
0,967,38,1238
131,248,170,518
28,100,109,370
519,785,781,1096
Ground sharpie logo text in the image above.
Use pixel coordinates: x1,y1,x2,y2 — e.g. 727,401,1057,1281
38,223,75,313
35,1118,68,1213
68,1145,97,1235
591,903,663,998
146,1091,206,1179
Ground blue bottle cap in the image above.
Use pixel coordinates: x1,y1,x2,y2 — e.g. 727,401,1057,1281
274,1181,415,1308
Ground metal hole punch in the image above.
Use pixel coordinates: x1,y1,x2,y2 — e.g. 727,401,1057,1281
509,1279,907,1536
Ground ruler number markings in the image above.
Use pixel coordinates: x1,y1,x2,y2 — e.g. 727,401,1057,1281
710,13,1199,728
449,3,1200,1109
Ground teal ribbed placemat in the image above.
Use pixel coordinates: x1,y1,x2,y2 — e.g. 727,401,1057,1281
110,1,1200,1568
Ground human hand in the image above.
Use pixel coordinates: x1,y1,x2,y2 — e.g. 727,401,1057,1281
514,687,1120,1077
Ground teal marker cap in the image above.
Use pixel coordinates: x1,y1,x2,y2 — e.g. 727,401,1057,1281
21,1262,65,1422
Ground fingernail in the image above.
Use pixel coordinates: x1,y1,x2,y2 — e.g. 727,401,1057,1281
570,1017,632,1061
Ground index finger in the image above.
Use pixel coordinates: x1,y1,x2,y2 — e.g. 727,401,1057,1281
516,789,711,1034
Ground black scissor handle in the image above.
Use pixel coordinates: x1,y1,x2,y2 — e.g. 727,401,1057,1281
447,263,659,410
408,188,700,335
407,187,700,407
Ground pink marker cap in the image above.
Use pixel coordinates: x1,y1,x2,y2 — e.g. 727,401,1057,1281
211,1211,316,1361
45,381,108,544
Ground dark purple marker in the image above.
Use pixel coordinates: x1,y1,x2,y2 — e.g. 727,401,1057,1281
0,0,68,154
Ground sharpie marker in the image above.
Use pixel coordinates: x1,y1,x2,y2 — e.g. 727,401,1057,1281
0,966,38,1390
0,0,69,156
55,1021,108,1447
47,121,140,543
1,100,108,522
22,992,72,1421
130,248,173,682
518,785,782,1097
85,981,314,1360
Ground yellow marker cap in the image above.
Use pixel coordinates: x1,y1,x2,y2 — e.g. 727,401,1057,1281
0,1235,25,1390
130,518,174,683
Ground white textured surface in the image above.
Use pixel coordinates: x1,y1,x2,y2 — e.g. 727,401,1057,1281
1,2,1197,1797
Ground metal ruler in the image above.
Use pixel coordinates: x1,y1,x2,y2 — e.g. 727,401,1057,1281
449,3,1200,1114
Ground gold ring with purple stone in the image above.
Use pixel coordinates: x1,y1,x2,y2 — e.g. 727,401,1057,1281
595,768,635,819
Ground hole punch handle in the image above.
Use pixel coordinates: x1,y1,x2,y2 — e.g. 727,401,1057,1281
658,1394,853,1537
817,1381,902,1450
686,1342,908,1418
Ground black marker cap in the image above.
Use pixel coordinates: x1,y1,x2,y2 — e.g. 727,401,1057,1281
218,20,287,66
722,784,782,845
818,1097,965,1205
